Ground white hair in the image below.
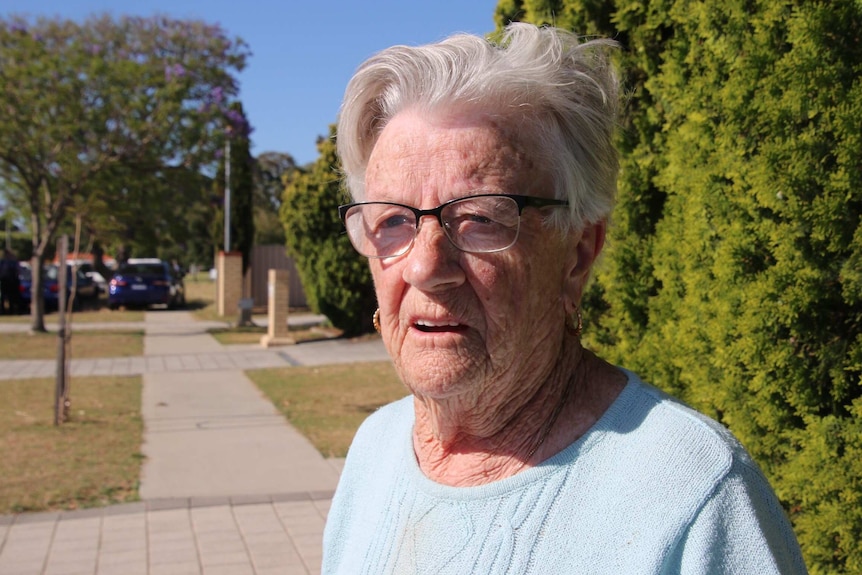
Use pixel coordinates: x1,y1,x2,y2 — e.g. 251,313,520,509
336,22,620,231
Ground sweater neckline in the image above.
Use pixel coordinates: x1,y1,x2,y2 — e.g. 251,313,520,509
403,369,643,500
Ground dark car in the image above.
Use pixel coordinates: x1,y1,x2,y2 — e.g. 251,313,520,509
47,264,98,308
16,265,31,309
108,259,185,310
18,263,97,312
74,261,109,294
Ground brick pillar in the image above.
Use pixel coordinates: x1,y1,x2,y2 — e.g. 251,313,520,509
260,268,295,347
217,251,243,317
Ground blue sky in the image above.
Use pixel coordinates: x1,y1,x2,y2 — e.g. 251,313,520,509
6,1,499,165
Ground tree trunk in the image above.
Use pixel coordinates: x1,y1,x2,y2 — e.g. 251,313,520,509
29,253,46,333
27,193,48,333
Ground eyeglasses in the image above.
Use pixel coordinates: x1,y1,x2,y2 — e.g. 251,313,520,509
338,193,569,259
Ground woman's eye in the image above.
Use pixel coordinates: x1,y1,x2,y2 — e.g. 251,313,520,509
380,214,411,228
450,213,496,229
372,212,412,231
465,213,494,225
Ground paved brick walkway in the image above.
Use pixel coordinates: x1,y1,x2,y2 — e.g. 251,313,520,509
0,495,331,575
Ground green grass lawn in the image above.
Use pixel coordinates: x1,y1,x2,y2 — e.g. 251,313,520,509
0,375,143,514
0,305,144,324
208,324,341,345
183,274,222,321
0,330,144,360
63,307,145,323
249,361,407,458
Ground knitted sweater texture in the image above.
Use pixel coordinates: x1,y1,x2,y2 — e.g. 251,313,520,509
322,372,807,574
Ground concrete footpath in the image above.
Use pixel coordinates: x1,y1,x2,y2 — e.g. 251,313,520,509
0,311,391,575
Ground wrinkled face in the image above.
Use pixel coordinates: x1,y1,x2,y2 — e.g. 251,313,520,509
365,109,580,401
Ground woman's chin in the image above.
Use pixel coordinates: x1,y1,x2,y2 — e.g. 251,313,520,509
394,349,484,401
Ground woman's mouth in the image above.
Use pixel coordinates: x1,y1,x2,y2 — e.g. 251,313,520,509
414,319,468,333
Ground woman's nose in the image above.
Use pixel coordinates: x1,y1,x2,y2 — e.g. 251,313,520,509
402,217,465,292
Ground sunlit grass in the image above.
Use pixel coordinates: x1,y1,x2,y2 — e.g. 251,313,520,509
183,274,222,322
0,375,143,513
0,330,144,360
0,303,144,324
249,362,406,458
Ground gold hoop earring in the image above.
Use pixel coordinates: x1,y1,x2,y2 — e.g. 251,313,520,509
373,308,381,333
566,307,582,338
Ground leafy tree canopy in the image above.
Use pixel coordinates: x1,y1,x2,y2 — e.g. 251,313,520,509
253,151,297,245
0,13,249,330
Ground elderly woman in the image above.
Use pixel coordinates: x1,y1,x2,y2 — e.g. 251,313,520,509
323,23,806,574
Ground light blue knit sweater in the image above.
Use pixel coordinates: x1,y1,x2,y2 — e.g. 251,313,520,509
322,372,807,574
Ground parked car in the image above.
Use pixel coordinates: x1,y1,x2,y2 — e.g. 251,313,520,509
18,263,97,311
49,264,98,307
72,261,109,294
4,263,31,315
108,258,185,310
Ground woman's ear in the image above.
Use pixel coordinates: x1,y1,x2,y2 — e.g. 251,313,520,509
564,220,607,307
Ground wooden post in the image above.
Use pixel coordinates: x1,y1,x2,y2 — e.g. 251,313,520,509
54,235,68,425
260,269,295,347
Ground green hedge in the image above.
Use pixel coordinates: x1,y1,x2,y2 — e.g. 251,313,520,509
279,128,376,336
497,1,861,572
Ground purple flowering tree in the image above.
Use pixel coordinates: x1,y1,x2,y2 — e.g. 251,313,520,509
0,14,250,331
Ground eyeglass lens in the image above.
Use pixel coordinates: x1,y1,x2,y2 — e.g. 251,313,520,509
343,196,522,258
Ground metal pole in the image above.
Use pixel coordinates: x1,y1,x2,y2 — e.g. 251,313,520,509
224,138,231,252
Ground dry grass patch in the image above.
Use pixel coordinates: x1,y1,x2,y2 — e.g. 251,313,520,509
249,361,407,458
64,307,145,323
0,305,144,325
0,376,143,514
184,275,220,321
209,324,341,345
0,330,144,360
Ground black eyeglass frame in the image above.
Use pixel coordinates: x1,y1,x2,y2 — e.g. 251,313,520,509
338,193,570,258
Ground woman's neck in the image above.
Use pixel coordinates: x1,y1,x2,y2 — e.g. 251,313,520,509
411,345,626,487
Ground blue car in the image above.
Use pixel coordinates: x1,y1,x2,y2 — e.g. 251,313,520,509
108,259,185,310
17,264,97,312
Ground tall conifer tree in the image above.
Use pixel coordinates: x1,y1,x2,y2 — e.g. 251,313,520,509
280,129,376,335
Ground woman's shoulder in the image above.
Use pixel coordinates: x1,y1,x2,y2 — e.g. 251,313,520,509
614,371,760,481
335,395,413,491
